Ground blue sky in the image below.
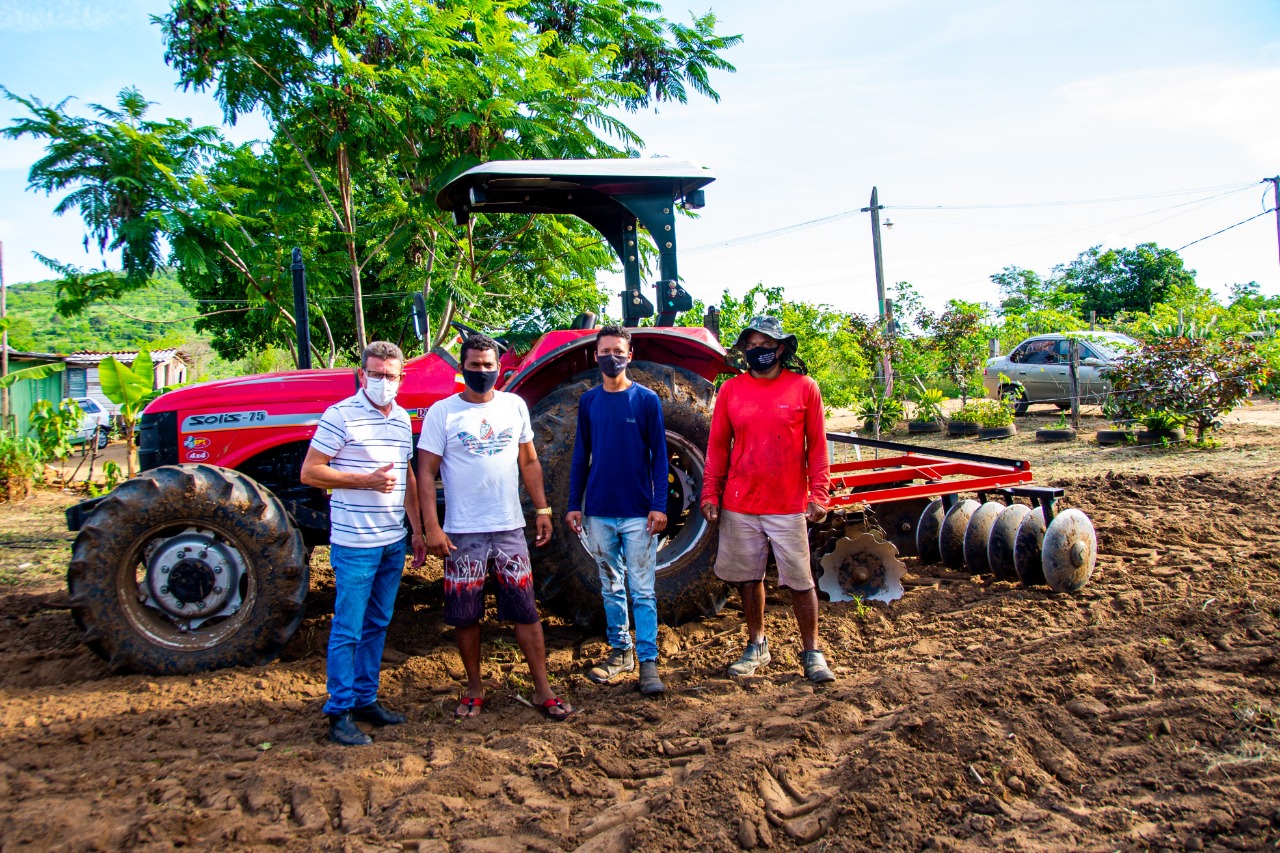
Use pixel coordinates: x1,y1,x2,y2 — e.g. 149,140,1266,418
1,0,1278,319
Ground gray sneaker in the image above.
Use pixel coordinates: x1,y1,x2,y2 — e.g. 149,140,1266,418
587,647,635,684
727,638,771,677
802,650,836,683
638,661,666,695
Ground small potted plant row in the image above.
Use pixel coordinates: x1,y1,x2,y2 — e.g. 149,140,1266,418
1137,411,1185,445
948,400,1015,439
908,388,946,434
857,394,905,432
1035,413,1076,443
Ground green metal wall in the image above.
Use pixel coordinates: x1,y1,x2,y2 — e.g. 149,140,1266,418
8,373,65,439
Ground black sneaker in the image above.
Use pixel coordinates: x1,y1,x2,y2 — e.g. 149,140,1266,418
352,701,406,726
329,711,373,746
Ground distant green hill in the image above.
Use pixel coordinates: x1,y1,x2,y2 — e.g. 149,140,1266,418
4,270,198,355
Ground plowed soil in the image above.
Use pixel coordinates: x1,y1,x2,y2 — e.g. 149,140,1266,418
1,404,1279,852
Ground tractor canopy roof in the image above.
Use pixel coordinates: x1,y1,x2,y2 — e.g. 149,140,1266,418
435,158,715,214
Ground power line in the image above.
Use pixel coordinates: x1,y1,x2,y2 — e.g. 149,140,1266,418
1176,209,1275,252
683,180,1263,256
888,180,1259,210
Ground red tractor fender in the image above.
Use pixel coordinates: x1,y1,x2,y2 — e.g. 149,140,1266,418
501,326,734,408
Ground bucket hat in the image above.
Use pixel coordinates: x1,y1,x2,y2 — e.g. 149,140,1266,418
731,315,807,374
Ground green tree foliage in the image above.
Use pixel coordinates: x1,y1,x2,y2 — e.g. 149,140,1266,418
5,1,740,366
716,284,869,408
2,272,197,353
1108,336,1268,443
155,0,740,356
919,300,991,404
1,86,222,291
1054,243,1196,320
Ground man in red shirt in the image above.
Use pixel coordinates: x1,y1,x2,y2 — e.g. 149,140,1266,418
700,316,835,683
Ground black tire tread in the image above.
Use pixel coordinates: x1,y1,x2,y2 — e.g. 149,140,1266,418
528,362,725,628
67,464,308,674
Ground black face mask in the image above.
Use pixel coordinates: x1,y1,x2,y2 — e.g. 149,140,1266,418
462,368,499,394
744,345,781,373
597,354,628,378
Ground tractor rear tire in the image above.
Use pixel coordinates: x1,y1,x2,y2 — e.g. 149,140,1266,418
529,362,725,629
68,464,309,674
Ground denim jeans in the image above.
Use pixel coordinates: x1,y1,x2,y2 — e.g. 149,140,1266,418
323,536,407,715
584,516,659,662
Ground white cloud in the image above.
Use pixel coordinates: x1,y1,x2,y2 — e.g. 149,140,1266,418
1059,65,1280,169
0,0,125,31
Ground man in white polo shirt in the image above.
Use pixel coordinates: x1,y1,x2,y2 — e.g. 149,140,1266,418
301,341,426,746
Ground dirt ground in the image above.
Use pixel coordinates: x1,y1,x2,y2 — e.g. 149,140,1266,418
1,403,1279,852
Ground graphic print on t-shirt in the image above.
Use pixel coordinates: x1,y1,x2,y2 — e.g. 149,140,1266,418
456,418,514,457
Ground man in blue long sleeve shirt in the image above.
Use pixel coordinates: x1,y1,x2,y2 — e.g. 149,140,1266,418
565,325,669,695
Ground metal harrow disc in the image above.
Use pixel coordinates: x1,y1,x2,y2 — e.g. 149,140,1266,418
987,504,1030,581
962,501,1005,574
869,498,932,558
915,499,945,565
939,499,980,571
1042,508,1097,593
1013,507,1047,585
818,530,907,603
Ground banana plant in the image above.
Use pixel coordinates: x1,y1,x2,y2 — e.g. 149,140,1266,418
99,351,154,478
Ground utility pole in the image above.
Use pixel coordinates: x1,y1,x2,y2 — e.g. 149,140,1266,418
862,187,887,320
1,240,8,434
1270,176,1280,272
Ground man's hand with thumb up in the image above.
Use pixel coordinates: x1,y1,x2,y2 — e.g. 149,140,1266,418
363,463,398,493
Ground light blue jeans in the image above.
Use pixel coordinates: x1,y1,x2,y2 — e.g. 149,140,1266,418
584,516,659,662
323,537,407,715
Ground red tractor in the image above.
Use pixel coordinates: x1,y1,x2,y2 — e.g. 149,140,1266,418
65,160,734,674
64,159,1099,675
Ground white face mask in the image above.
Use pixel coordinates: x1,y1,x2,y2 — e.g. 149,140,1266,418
364,376,399,407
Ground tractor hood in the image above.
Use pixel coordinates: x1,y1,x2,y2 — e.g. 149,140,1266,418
144,369,360,415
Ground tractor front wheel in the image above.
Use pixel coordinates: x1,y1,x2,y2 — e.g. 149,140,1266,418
67,464,309,674
529,362,725,629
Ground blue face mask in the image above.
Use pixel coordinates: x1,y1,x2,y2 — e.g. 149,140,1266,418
744,345,780,372
597,354,628,378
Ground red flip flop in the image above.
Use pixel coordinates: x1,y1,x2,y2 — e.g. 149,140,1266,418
454,695,485,719
537,697,578,722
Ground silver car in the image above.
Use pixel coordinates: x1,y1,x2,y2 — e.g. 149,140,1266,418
982,332,1138,414
71,397,113,449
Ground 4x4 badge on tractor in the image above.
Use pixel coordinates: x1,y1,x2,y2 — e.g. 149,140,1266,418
185,450,210,461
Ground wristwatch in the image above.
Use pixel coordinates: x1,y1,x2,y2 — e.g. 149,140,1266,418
535,506,553,517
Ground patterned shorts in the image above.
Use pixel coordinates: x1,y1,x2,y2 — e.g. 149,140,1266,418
443,528,540,626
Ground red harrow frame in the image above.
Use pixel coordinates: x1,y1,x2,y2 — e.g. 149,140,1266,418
812,433,1097,597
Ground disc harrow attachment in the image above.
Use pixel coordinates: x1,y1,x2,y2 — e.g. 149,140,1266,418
818,433,1099,594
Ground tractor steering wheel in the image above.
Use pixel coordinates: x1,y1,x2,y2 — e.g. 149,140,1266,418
451,320,507,353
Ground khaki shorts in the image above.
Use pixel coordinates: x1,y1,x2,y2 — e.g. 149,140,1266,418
714,510,813,591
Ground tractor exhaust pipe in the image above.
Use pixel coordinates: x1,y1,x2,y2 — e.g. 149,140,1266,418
291,247,312,370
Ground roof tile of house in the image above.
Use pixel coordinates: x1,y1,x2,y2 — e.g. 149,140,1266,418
65,348,183,365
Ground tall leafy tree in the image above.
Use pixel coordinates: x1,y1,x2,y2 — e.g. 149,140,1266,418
1,86,223,291
1054,243,1195,320
156,0,741,351
5,1,740,364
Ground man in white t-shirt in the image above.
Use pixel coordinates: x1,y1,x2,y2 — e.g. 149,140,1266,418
417,333,577,722
301,341,426,746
